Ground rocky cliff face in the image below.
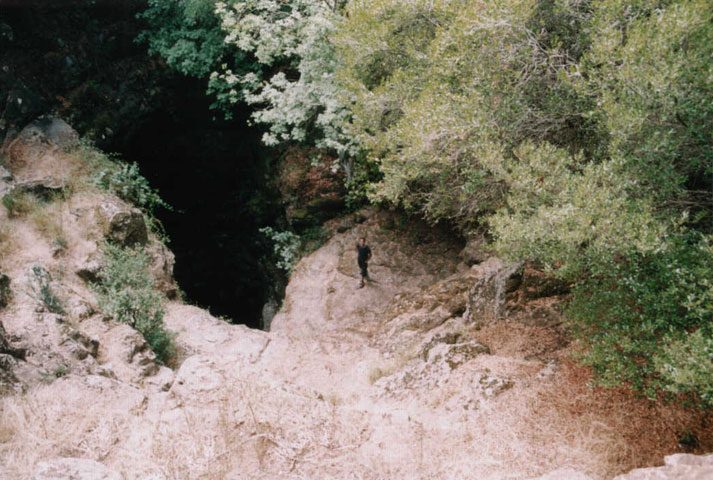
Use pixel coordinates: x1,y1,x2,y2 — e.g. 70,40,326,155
1,119,711,479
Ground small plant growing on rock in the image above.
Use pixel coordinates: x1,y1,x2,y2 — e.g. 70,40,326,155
95,162,170,213
28,265,65,314
94,243,175,363
53,364,69,378
260,227,301,273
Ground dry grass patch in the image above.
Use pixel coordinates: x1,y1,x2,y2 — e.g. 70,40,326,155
515,355,713,478
29,202,68,249
474,321,568,360
0,379,137,479
63,143,116,195
1,190,40,218
0,223,17,265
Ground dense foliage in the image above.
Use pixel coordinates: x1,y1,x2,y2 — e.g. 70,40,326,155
143,0,713,404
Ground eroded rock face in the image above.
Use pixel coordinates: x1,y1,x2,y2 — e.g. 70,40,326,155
96,199,148,246
1,127,708,480
145,240,176,297
465,257,523,326
0,320,25,394
1,320,26,360
0,353,20,394
75,250,105,283
99,324,158,383
277,146,345,227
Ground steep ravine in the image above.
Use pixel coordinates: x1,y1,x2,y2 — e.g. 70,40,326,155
1,120,712,479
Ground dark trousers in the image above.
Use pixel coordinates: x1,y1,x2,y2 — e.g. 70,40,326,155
358,260,369,279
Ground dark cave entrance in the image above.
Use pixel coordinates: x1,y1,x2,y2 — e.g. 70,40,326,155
109,78,283,329
1,3,285,329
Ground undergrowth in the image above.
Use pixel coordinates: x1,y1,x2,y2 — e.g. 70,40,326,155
94,242,175,364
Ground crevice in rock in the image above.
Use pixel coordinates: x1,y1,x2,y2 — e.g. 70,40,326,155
108,82,284,329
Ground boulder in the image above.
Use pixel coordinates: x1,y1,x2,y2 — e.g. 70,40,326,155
16,116,79,151
420,332,490,363
96,199,148,246
65,296,96,320
75,251,105,283
32,458,122,480
3,116,79,168
144,365,174,392
464,257,523,326
0,272,10,307
62,327,99,360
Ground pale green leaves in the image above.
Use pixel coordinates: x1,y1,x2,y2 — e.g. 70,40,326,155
491,142,665,278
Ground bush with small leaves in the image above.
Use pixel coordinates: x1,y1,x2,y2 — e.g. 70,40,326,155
94,243,175,364
95,162,170,214
260,227,302,273
567,234,713,400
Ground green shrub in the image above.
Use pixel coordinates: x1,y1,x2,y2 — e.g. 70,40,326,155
28,265,65,314
260,227,302,273
94,243,175,363
95,162,170,213
490,142,665,279
138,0,245,80
567,234,713,400
657,329,713,406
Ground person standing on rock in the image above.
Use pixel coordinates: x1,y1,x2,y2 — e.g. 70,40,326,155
356,236,372,288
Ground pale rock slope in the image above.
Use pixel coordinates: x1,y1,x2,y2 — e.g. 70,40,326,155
0,118,711,480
